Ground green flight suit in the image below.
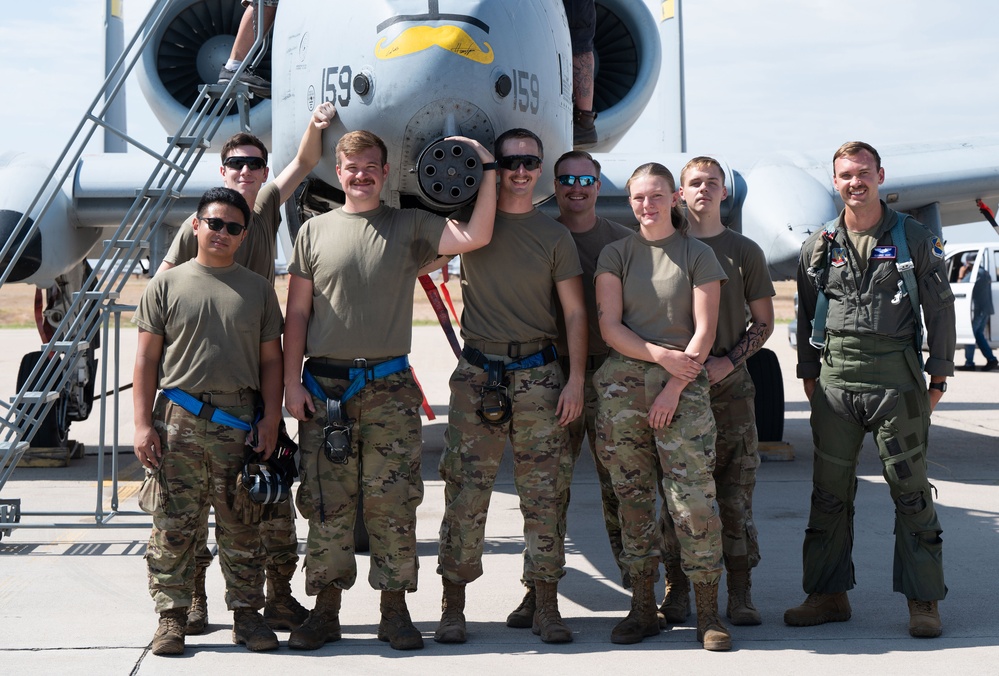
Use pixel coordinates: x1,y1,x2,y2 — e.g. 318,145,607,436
795,203,955,601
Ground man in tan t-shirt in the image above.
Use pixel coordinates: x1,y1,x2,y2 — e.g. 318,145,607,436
155,101,336,635
435,128,587,645
282,129,496,652
657,156,775,628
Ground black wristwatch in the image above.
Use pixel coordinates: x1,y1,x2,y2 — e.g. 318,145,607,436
929,381,947,393
481,161,498,171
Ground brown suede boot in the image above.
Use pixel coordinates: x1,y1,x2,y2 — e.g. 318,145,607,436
506,585,536,629
726,569,762,626
232,608,279,652
434,579,467,644
610,572,660,644
288,585,342,650
264,566,310,630
378,590,424,650
694,580,732,651
152,607,187,656
185,566,208,635
658,559,691,627
531,581,572,643
907,599,942,638
784,592,851,627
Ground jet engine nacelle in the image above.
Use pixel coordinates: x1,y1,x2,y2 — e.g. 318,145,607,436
136,0,272,146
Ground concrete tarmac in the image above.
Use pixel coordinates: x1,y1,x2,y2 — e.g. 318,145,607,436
1,325,998,675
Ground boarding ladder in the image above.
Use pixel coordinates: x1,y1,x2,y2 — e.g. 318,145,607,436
0,0,270,538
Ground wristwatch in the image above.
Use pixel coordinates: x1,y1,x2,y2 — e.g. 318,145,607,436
928,381,947,393
480,161,498,171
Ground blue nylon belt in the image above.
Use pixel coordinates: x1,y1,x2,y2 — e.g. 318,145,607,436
301,355,410,404
161,388,252,432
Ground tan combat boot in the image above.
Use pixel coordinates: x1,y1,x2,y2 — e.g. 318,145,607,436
784,592,851,626
151,607,187,656
907,599,942,638
232,608,279,651
726,569,762,626
263,566,310,630
186,566,208,635
658,558,691,627
694,580,732,651
433,579,467,644
378,590,424,650
506,585,536,628
532,581,572,643
610,572,660,644
288,585,342,650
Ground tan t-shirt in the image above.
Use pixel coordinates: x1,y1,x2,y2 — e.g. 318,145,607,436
555,216,634,357
134,261,284,392
459,208,582,344
697,228,775,357
596,231,727,351
288,205,446,360
164,182,282,284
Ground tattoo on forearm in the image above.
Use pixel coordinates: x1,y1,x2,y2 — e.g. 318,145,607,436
728,321,772,368
596,302,603,321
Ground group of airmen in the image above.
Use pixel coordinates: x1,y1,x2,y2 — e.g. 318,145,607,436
132,100,956,656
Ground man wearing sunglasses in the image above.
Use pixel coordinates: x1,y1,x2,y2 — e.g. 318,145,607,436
156,101,336,637
504,150,633,630
282,129,496,652
159,101,336,285
436,129,586,645
134,187,285,655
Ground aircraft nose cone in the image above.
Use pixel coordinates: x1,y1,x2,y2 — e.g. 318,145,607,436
0,209,42,283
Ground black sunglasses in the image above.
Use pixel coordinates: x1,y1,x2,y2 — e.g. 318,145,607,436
223,156,267,171
200,217,247,236
556,174,597,187
498,155,542,171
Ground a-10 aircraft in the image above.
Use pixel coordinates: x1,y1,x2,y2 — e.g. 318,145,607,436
2,0,999,455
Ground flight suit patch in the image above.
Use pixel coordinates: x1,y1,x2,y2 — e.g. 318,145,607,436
830,248,846,267
929,236,944,259
871,246,896,260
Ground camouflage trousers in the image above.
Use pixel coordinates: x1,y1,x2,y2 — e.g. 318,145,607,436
296,370,424,594
146,392,265,613
804,336,945,600
438,357,572,585
661,363,760,573
516,354,625,587
594,352,723,585
193,494,299,583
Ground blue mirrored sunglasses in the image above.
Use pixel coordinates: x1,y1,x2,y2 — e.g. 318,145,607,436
556,174,597,187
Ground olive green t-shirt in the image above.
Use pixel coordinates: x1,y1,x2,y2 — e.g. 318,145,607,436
555,216,634,357
697,228,775,357
133,261,284,392
164,182,282,284
288,205,445,360
595,231,727,351
459,209,582,344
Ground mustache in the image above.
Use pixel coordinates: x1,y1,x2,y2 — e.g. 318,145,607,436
375,25,494,64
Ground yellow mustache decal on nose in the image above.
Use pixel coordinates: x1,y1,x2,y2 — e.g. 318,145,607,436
375,25,493,64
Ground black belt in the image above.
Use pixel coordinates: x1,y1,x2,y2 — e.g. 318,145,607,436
463,339,553,360
461,344,558,372
305,357,397,381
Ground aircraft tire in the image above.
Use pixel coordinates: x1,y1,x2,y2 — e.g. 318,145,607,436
16,351,69,449
746,348,784,443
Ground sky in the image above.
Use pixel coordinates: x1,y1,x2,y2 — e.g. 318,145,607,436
1,0,998,241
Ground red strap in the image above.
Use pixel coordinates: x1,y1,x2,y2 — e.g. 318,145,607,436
439,280,460,329
409,367,435,420
418,274,461,358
